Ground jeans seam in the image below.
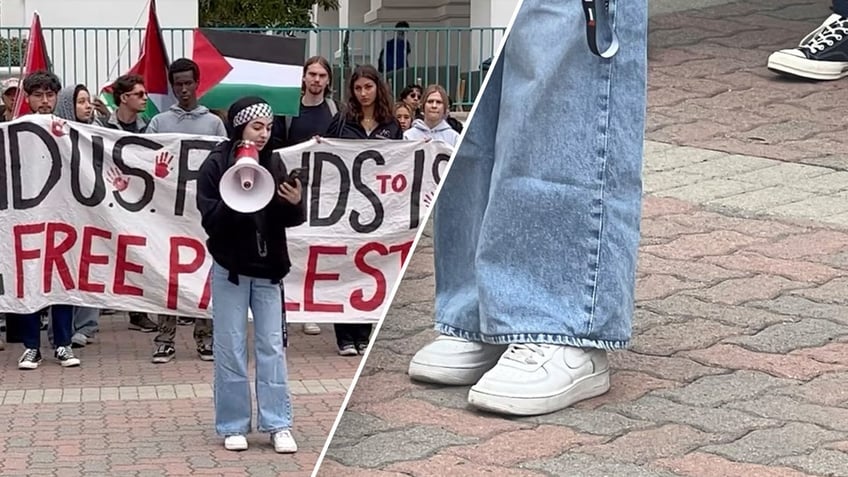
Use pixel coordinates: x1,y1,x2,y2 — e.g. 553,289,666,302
587,56,615,338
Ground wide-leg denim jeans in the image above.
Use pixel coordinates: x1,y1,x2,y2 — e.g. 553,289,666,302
211,262,293,436
433,0,647,350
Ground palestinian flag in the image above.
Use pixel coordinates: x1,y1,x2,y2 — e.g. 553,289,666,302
13,12,51,118
192,29,305,116
98,0,172,120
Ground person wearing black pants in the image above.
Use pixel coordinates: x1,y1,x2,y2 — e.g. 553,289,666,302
14,71,81,370
18,305,80,369
321,64,404,355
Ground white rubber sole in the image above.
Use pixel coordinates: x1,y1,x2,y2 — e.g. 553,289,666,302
768,51,848,81
273,443,298,454
467,368,611,416
224,437,248,451
408,360,493,386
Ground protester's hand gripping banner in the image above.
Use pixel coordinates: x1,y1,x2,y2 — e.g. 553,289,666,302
0,115,452,323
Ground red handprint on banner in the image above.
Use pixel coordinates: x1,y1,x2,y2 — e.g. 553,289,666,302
106,167,130,192
154,151,174,179
51,119,67,137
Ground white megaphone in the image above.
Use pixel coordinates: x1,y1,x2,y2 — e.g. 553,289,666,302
219,140,276,213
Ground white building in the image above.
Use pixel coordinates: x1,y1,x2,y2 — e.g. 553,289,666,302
0,0,516,99
0,0,198,84
316,0,517,66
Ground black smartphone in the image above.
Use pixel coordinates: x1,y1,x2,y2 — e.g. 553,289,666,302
285,167,307,187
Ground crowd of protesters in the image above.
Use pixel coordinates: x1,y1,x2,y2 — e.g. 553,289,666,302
0,52,461,451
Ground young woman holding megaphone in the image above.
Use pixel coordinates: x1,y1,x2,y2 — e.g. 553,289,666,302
196,96,304,454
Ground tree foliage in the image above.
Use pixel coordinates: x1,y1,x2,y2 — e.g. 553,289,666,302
199,0,340,29
0,38,27,67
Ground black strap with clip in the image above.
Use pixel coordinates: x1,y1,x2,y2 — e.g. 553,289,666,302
582,0,620,58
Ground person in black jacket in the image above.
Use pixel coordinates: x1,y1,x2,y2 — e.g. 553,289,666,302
321,65,403,357
325,64,404,141
196,96,304,454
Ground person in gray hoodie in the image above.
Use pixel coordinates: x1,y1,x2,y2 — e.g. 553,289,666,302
50,84,101,348
145,58,225,365
146,59,227,137
403,84,460,147
54,84,94,124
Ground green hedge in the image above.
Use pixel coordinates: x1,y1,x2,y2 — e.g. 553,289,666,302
0,38,26,67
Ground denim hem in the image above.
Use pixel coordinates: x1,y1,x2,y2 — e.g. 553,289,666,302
217,429,251,437
435,323,629,350
259,426,292,434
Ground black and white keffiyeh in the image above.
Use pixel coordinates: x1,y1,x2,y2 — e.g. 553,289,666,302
232,102,273,127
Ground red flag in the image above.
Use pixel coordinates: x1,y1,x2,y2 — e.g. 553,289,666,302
191,29,232,99
13,12,51,118
100,0,172,118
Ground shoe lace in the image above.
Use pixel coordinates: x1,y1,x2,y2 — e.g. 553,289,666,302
56,346,73,359
22,348,38,361
155,344,171,354
502,343,554,365
802,17,848,53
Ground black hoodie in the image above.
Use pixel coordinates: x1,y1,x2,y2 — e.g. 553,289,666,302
196,100,306,283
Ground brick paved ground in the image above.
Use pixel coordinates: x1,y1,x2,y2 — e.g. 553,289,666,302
0,318,360,476
318,0,848,475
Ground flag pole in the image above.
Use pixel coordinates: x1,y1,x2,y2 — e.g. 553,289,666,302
103,0,150,84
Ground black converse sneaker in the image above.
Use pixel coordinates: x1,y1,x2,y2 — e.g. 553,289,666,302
55,346,80,367
152,344,176,364
197,344,214,362
768,13,848,80
18,348,42,370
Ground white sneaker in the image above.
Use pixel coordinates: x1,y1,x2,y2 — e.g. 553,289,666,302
467,344,610,416
224,435,248,451
408,336,507,385
271,430,298,453
302,323,321,335
71,332,88,348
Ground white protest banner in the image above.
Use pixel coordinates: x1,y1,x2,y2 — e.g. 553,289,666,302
0,115,452,323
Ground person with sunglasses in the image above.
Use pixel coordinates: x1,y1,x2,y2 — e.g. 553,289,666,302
96,74,159,334
398,84,423,120
97,73,149,134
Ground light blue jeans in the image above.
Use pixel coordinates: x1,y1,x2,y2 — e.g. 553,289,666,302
433,0,647,349
211,262,293,436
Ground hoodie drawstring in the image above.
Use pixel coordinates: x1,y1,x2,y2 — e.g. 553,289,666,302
582,0,619,58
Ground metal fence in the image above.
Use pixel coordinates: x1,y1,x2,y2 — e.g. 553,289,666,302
0,26,505,108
